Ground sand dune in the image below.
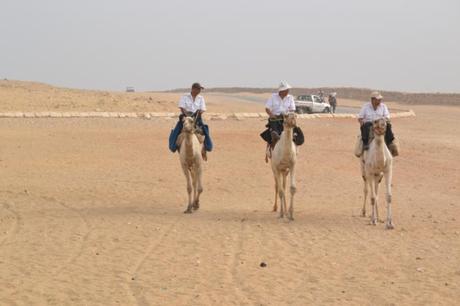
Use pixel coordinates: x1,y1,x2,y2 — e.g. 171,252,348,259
0,82,459,305
0,80,263,113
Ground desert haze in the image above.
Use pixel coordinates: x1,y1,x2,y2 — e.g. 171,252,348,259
0,80,459,305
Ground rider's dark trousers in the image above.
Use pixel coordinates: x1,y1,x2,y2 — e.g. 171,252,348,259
361,121,395,148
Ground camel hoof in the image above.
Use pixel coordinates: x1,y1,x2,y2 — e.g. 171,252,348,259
272,207,277,212
370,220,377,226
361,210,366,217
288,216,294,221
385,223,394,230
184,208,193,214
193,201,200,210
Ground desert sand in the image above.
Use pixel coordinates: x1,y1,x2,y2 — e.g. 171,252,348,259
0,81,459,305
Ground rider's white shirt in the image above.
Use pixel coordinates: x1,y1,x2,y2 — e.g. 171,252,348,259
178,94,206,113
265,93,296,116
358,102,390,122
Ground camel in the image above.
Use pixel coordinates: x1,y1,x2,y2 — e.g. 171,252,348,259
270,113,297,220
178,117,204,214
360,118,394,229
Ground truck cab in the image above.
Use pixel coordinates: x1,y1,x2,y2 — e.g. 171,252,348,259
295,94,331,114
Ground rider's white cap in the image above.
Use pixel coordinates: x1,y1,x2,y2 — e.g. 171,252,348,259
371,91,383,100
278,81,292,92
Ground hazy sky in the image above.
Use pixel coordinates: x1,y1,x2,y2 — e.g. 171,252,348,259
1,0,459,92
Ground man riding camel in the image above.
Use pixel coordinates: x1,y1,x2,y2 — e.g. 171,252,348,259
260,81,303,161
168,82,213,160
358,91,398,156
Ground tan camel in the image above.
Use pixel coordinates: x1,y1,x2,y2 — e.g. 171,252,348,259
360,118,394,229
179,117,204,214
270,113,297,220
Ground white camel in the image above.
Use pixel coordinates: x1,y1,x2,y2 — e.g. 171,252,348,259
178,117,204,214
360,118,394,229
270,113,297,220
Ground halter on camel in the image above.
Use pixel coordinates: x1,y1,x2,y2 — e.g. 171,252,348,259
265,113,303,163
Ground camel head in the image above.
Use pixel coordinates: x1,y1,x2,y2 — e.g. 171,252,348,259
182,116,196,133
283,112,297,128
373,118,387,136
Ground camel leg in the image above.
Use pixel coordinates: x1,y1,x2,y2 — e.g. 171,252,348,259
369,177,377,225
288,166,296,221
384,168,394,229
374,177,382,223
279,189,286,219
361,158,367,217
282,172,288,216
265,144,271,163
273,180,278,212
362,175,367,217
190,169,197,208
274,172,285,218
182,166,193,214
193,167,203,210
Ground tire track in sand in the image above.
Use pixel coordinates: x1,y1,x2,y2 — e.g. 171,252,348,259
11,195,93,298
227,213,253,305
228,211,273,305
279,213,390,304
40,196,93,276
0,201,22,247
124,214,182,306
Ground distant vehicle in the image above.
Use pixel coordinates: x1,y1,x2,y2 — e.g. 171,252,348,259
295,94,331,114
126,86,135,92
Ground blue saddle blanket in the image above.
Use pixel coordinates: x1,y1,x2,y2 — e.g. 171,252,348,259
169,122,213,152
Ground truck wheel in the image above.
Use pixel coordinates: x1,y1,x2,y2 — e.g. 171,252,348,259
323,107,330,113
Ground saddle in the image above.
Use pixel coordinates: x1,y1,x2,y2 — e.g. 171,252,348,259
176,130,205,152
263,127,304,163
354,131,399,157
260,126,304,147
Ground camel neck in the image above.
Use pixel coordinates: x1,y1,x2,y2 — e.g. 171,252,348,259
373,134,386,166
184,132,195,159
282,126,294,150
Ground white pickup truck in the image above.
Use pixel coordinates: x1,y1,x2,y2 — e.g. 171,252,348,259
295,94,331,114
